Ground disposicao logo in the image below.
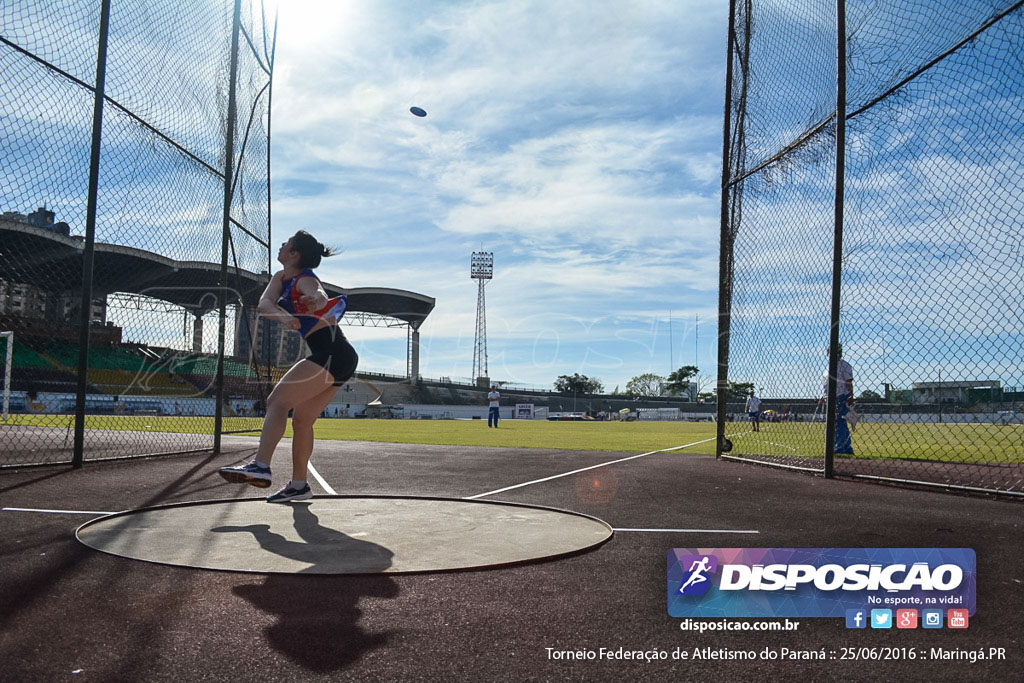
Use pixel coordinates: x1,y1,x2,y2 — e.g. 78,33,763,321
667,548,975,619
676,554,718,596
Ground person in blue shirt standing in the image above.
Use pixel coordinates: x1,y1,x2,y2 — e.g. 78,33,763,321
745,391,762,432
820,345,855,455
487,385,500,428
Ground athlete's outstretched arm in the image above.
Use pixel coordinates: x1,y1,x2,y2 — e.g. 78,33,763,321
258,271,298,329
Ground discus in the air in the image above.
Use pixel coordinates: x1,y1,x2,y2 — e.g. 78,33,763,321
410,106,427,117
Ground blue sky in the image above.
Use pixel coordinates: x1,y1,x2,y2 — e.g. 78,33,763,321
719,0,1024,399
4,0,1018,399
268,0,728,390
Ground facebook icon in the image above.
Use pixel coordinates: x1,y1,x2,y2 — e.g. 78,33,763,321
845,609,867,629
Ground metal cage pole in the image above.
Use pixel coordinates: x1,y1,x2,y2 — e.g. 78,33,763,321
72,0,112,468
214,0,243,453
824,0,848,478
262,10,277,401
715,0,738,455
266,7,277,265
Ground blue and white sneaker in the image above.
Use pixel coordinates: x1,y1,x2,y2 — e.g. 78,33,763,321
218,461,272,488
266,483,312,504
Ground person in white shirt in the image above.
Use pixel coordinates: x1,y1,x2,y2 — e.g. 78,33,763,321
487,386,501,428
819,344,855,454
745,392,762,432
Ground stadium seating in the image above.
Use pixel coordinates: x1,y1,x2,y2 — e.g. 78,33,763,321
85,368,199,396
11,342,53,369
10,366,88,394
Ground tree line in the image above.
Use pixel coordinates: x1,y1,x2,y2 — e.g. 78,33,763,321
552,367,756,400
552,371,890,402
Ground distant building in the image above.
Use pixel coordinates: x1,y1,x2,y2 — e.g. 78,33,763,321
658,380,698,401
910,380,1001,405
234,308,302,367
0,280,108,324
0,206,102,323
2,206,71,235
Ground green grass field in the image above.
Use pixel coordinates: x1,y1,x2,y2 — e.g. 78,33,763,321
3,414,716,453
4,414,1020,462
726,422,1023,464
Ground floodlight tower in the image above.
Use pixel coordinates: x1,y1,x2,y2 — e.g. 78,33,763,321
470,251,493,383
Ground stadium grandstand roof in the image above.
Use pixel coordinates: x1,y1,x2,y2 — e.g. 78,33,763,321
0,218,434,326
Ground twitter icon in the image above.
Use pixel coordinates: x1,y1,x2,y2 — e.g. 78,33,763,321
870,609,893,629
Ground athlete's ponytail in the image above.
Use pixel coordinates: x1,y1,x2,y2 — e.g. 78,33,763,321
291,230,337,269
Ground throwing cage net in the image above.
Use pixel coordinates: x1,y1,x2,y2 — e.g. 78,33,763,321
0,0,276,466
717,0,1023,495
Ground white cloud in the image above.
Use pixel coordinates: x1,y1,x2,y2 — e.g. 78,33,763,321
268,0,730,387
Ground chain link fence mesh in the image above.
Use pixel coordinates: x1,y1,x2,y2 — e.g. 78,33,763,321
719,0,1023,494
1,0,275,466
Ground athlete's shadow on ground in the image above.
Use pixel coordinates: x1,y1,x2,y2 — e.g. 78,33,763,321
213,504,399,673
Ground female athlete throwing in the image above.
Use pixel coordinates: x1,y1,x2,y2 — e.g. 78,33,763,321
218,230,358,502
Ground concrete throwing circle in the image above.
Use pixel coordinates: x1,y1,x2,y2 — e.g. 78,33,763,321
76,495,613,574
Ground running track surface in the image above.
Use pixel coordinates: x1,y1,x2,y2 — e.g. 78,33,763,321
1,435,1021,681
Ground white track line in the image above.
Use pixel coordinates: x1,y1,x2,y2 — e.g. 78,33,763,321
613,528,759,534
465,436,717,500
307,462,336,495
3,507,113,515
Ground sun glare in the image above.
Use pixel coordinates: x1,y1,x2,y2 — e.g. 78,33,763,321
272,0,361,46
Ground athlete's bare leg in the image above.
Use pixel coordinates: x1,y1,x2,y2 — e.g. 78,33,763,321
289,383,340,481
254,360,334,465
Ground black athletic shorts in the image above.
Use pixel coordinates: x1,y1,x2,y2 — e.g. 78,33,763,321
305,325,359,386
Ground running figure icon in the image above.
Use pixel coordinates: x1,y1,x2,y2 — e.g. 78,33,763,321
679,556,713,593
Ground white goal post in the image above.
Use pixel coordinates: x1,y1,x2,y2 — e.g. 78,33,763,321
1,331,11,421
